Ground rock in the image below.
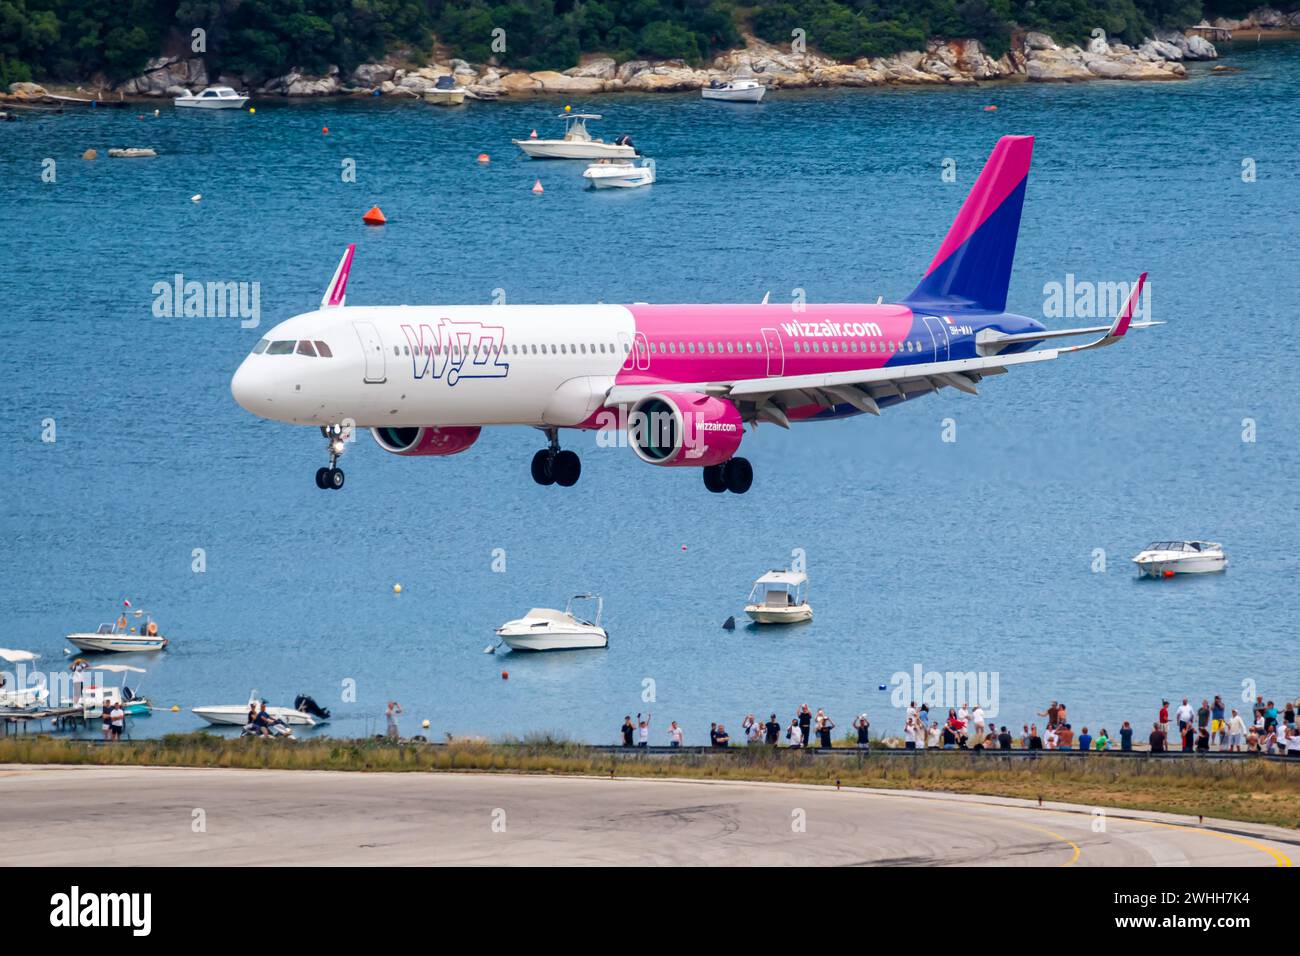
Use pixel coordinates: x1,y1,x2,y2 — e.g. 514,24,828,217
623,65,705,91
164,84,188,97
1025,47,1093,82
380,80,395,94
616,60,652,82
1024,32,1059,51
498,72,543,94
396,74,439,93
1087,34,1110,55
566,57,616,80
261,67,340,96
1138,39,1184,62
1249,7,1286,28
1185,35,1218,59
350,63,395,87
117,56,207,96
529,71,606,93
8,81,47,97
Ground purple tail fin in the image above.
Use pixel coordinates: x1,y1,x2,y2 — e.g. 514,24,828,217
905,135,1034,314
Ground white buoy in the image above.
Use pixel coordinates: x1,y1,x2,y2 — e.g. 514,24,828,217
422,719,430,729
393,583,402,594
190,194,201,202
532,179,543,194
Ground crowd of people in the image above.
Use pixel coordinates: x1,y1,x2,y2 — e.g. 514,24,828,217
615,693,1300,755
619,705,871,749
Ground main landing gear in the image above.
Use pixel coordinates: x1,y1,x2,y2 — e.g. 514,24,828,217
703,457,753,495
315,424,347,490
531,428,581,488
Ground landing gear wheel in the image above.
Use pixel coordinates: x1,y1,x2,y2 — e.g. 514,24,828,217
702,464,727,493
723,457,753,494
531,449,555,486
318,424,348,490
552,450,581,487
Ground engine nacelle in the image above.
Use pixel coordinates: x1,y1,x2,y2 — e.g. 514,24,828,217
628,391,743,467
371,426,481,457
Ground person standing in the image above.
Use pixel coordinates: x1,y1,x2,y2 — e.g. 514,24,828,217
798,705,812,749
385,701,403,740
786,719,803,748
109,700,125,741
101,698,114,741
1227,709,1246,752
1211,696,1226,747
1038,701,1060,731
997,726,1012,750
713,724,730,747
816,710,834,749
1159,699,1170,739
667,721,683,747
637,712,651,747
764,713,780,746
1119,721,1134,752
1196,699,1211,741
1077,727,1092,751
621,715,635,747
852,713,870,749
1176,698,1194,736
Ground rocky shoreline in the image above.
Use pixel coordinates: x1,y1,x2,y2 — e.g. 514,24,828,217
8,8,1300,103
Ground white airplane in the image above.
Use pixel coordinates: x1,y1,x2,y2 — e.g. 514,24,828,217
231,135,1155,492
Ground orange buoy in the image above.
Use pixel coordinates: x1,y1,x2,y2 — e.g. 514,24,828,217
477,152,490,163
362,205,386,225
531,179,544,194
1163,569,1175,578
322,126,329,134
983,105,998,112
501,670,509,680
529,129,538,139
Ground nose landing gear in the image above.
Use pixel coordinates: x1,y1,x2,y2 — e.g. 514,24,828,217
531,428,581,487
315,425,348,490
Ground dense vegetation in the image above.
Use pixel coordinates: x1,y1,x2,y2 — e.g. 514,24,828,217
0,0,1291,88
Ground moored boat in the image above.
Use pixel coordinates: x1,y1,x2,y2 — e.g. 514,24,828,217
1132,540,1227,577
495,594,608,651
744,569,812,624
514,113,637,160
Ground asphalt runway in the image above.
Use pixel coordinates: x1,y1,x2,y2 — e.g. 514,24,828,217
1,765,1292,866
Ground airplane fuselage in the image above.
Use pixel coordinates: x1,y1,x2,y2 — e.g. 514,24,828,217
231,302,1044,428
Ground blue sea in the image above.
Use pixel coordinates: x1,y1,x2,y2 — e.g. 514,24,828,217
2,42,1298,744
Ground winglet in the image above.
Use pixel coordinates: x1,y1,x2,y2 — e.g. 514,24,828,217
1058,272,1148,354
321,244,356,309
1110,271,1146,339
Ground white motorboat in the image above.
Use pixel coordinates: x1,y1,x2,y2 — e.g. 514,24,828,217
0,648,48,709
702,78,765,102
67,618,168,653
192,690,322,727
745,569,813,624
1132,541,1227,578
495,594,608,651
424,74,468,105
582,158,655,189
74,664,151,717
514,114,637,160
173,85,249,109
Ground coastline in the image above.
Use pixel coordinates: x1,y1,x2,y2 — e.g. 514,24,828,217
9,13,1300,105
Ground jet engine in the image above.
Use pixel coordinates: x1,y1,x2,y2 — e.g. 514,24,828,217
371,426,481,457
628,392,743,467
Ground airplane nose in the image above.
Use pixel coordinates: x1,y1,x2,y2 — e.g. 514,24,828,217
230,358,264,415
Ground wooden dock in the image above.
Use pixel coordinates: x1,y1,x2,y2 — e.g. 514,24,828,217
1,706,87,735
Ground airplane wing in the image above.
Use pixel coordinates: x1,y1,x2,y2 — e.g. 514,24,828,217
604,275,1154,427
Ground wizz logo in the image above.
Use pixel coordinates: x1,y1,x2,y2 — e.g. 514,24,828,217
400,319,509,386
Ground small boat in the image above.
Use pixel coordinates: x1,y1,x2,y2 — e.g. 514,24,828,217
514,114,637,160
582,158,655,189
192,690,323,727
424,74,468,106
77,665,151,718
0,649,48,709
495,594,608,651
173,85,249,110
744,569,813,624
1132,541,1227,578
67,609,168,653
107,147,157,158
702,78,766,103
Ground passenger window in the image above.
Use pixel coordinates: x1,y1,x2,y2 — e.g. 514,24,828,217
252,339,269,354
296,340,318,357
267,340,295,355
315,341,333,357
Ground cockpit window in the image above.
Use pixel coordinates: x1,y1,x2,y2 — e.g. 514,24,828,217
296,340,318,357
252,339,269,354
266,340,295,355
315,341,333,358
